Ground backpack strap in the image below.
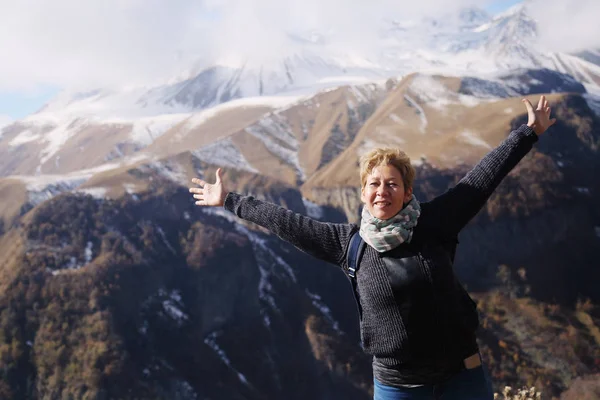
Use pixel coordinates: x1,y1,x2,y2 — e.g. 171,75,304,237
347,230,366,279
347,230,367,315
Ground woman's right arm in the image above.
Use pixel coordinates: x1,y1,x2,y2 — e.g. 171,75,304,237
224,192,354,265
189,168,354,266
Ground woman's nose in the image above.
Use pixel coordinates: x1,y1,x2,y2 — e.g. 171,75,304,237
376,185,388,196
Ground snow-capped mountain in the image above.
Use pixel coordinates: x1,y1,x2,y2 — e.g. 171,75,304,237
14,3,600,120
1,4,600,179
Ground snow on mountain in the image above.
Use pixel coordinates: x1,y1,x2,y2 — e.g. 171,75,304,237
584,84,600,118
21,4,595,126
193,138,259,174
245,112,306,181
147,54,388,111
13,153,150,205
2,4,600,180
408,74,483,111
458,68,587,101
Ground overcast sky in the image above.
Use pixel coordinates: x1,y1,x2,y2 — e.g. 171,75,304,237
0,0,599,122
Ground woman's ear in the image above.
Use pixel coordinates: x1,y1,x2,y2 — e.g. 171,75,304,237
360,186,366,203
404,186,413,203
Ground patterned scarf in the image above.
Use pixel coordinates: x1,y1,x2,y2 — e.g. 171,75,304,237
359,195,421,253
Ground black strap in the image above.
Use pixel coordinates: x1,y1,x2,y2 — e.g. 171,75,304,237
347,231,367,315
347,230,366,278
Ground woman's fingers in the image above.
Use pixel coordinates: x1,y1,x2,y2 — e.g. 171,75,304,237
192,178,206,186
522,98,534,113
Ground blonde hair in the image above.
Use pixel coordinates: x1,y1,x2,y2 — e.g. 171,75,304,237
359,148,415,190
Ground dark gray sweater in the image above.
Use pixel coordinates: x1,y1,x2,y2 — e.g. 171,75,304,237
224,124,538,383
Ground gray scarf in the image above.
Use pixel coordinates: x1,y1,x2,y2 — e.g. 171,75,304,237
359,195,421,253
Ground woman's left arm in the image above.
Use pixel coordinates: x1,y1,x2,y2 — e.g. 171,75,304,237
428,95,556,235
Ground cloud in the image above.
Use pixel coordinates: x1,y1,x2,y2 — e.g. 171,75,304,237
0,115,14,131
0,0,598,94
0,0,493,91
0,0,211,91
201,0,489,63
528,0,600,53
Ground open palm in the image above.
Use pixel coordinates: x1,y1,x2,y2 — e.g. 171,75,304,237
522,95,557,136
189,168,227,207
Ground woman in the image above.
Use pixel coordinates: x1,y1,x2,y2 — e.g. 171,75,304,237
189,96,556,399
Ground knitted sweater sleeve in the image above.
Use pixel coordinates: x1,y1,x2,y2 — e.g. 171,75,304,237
427,124,539,235
223,192,355,266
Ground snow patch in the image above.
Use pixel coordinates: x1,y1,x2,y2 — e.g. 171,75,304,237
159,288,189,325
39,119,89,165
9,129,42,146
204,331,252,388
128,114,188,146
139,160,189,186
459,130,492,149
357,137,405,158
411,157,426,167
172,380,198,399
389,113,405,125
20,173,98,206
123,183,137,194
13,146,149,204
156,226,176,254
403,94,427,133
302,199,324,220
53,243,95,275
84,241,93,264
76,187,108,199
176,95,302,140
306,290,343,335
583,92,600,118
473,22,491,33
193,137,258,173
408,74,482,111
245,114,305,180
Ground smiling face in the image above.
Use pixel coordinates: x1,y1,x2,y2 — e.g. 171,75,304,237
361,164,413,220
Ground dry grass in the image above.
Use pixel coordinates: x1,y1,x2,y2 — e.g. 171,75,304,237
495,386,542,399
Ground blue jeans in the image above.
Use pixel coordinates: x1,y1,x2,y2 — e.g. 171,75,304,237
373,364,494,400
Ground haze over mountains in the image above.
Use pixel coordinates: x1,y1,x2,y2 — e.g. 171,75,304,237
0,2,599,399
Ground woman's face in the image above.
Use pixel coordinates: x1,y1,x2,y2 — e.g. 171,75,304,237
361,164,413,220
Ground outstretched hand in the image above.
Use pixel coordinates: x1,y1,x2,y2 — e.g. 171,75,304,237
522,95,557,136
189,168,227,207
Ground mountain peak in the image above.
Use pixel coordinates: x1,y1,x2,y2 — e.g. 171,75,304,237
457,7,491,29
